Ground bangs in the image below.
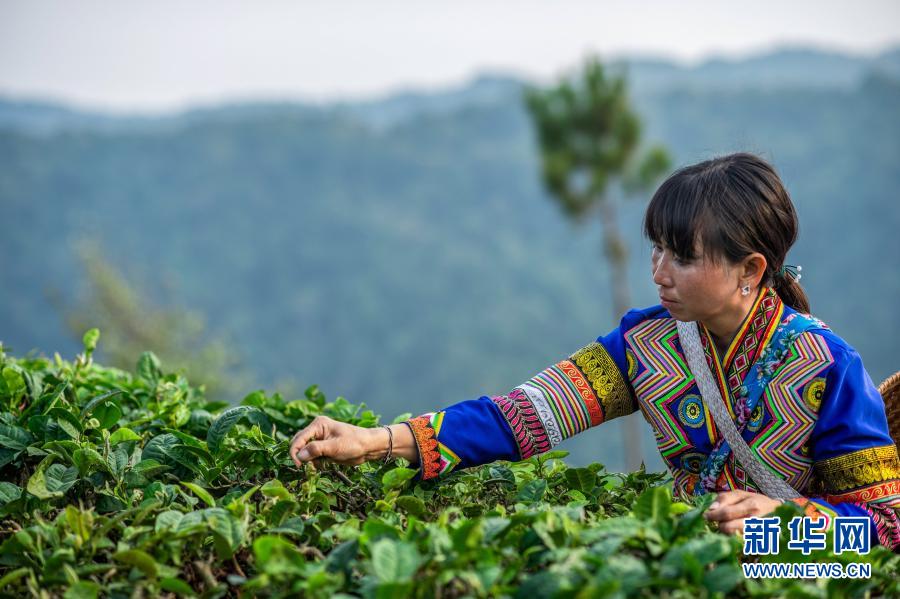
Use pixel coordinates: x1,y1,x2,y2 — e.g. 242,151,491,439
642,165,729,262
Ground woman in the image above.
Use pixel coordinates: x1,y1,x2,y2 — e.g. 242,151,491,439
289,152,900,550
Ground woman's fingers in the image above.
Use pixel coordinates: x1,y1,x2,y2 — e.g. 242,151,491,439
289,416,370,469
705,491,782,532
289,418,329,467
296,438,340,465
708,490,750,511
289,432,313,467
707,498,757,522
706,492,755,535
707,494,764,522
718,518,748,536
706,491,758,519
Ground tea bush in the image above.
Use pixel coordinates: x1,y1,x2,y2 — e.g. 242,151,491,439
0,331,897,598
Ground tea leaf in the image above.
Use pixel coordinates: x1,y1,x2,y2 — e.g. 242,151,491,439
516,479,547,503
156,510,183,531
206,406,269,454
136,352,162,384
396,495,426,518
108,427,141,444
160,577,195,596
27,459,78,499
181,482,215,508
81,329,100,355
253,535,305,575
382,468,417,491
0,425,32,452
564,467,598,494
370,539,421,583
0,482,22,505
113,549,159,578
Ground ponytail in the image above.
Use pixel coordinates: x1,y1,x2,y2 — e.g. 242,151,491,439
772,273,810,314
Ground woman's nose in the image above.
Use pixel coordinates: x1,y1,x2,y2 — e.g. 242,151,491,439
652,253,672,287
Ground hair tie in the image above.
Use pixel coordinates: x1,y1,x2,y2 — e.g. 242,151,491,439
777,264,802,282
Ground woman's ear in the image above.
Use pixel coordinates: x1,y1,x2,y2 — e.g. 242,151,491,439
741,253,768,288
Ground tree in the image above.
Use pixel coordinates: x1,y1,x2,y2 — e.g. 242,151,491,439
56,239,254,402
524,57,671,470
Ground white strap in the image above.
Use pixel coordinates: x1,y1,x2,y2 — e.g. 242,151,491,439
676,320,799,500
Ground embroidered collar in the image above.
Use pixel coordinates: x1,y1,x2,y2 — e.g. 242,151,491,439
698,287,784,416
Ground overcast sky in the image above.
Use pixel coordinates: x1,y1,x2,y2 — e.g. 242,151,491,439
2,0,898,113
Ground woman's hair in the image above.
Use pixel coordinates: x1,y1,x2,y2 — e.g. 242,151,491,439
643,152,810,313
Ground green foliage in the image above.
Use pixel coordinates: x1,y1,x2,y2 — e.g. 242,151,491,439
0,335,898,598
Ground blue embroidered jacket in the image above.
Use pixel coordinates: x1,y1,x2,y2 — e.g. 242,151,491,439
403,287,900,551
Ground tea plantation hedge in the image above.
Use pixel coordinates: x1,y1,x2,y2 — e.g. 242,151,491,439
0,331,897,598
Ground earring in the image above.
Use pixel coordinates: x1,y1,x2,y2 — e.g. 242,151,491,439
741,285,751,296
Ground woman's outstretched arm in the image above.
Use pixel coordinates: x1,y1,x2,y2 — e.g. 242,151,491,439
289,309,649,479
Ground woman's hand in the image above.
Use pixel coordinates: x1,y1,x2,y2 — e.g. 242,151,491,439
289,416,383,468
704,490,784,535
289,416,419,469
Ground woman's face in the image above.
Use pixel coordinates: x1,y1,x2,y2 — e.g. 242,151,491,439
650,241,744,323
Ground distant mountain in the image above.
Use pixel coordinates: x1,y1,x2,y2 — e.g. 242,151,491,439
1,46,898,472
1,45,897,134
623,45,900,94
334,74,527,130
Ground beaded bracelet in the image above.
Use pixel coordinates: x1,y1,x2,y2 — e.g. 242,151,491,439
381,425,394,465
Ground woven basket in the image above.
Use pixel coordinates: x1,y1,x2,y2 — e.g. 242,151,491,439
878,371,900,452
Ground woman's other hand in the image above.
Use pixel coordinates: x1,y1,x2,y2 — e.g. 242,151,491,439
704,490,784,535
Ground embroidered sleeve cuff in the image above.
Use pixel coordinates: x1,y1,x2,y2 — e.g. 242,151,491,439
811,445,900,550
405,412,461,481
815,445,900,492
787,494,900,551
787,497,838,527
